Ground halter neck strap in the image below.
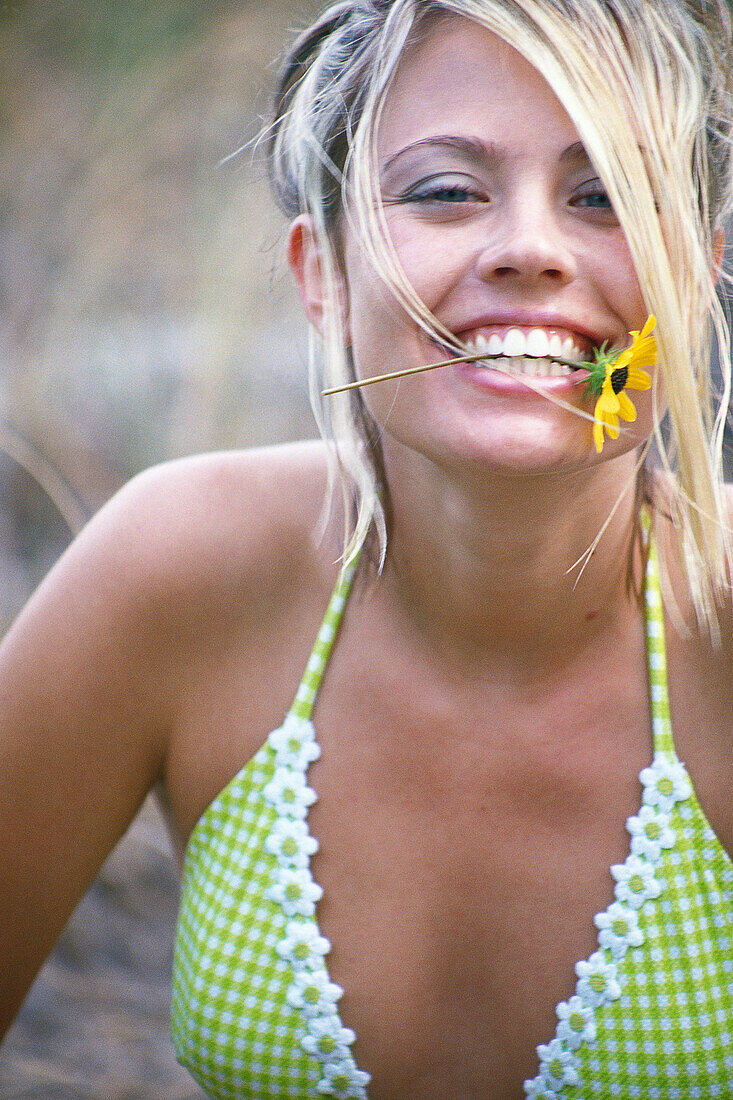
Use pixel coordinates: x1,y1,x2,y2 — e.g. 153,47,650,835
290,562,358,722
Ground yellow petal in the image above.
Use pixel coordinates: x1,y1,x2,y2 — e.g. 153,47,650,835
593,419,605,453
625,367,652,391
597,390,620,417
593,394,620,453
627,337,657,371
628,315,656,342
612,348,632,370
617,391,637,422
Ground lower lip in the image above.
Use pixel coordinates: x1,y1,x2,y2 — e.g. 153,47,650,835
455,359,590,395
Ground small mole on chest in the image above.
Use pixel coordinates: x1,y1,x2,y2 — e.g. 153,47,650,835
586,609,599,621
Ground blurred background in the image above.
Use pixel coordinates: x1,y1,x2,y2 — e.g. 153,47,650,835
0,1,319,1096
0,1,731,1097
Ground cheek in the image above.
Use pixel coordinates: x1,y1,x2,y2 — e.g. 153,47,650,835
597,240,647,325
343,223,452,356
384,212,469,311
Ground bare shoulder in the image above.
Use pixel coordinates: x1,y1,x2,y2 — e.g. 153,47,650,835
4,440,335,682
88,439,333,601
95,442,344,842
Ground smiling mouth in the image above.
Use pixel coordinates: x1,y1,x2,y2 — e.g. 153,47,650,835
451,326,594,378
321,326,599,397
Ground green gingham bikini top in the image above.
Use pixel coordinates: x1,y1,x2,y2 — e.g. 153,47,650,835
171,539,733,1100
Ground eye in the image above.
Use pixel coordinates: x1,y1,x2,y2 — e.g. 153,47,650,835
571,180,616,217
576,191,612,209
398,174,488,206
420,186,476,203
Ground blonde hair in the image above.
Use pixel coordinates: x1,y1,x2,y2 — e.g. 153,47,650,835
268,0,733,631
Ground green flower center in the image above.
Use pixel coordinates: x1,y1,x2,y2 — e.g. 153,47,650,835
282,787,296,803
293,941,310,960
318,1035,337,1055
281,837,298,857
569,1011,586,1032
303,984,320,1005
285,883,302,901
589,973,607,993
288,737,301,753
332,1072,350,1089
549,1058,564,1078
645,821,661,840
657,776,674,796
629,873,645,894
612,917,629,936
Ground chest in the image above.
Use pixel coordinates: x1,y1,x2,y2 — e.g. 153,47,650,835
173,697,733,1100
304,676,656,1098
170,585,733,1098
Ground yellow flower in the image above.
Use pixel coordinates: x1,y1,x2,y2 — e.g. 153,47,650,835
590,315,655,453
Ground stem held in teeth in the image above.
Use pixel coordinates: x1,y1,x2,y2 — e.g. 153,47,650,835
321,351,584,397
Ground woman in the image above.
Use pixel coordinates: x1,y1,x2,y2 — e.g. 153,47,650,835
2,0,732,1097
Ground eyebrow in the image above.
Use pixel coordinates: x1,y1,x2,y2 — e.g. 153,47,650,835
381,135,594,174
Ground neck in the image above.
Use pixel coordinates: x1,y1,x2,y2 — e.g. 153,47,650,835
376,446,645,672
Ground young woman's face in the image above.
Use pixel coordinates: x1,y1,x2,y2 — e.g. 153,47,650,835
340,16,653,474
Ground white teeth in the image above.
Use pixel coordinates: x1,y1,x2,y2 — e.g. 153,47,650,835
549,334,563,359
503,328,526,357
561,336,576,361
486,356,573,377
526,329,550,357
464,328,588,363
462,327,588,370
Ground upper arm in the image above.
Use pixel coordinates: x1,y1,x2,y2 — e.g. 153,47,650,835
0,467,181,1033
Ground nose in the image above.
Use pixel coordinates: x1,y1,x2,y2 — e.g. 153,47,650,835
475,192,578,288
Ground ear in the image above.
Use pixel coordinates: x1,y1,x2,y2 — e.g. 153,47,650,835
286,214,349,340
713,227,726,284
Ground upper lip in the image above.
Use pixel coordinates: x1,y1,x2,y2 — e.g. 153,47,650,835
445,312,607,348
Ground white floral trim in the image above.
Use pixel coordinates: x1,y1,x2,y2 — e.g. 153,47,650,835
301,1015,356,1063
593,902,643,959
536,1039,581,1090
555,995,597,1049
265,867,323,917
277,919,332,971
626,804,675,862
263,765,317,819
610,854,662,909
574,951,622,1008
639,756,691,813
265,818,319,869
286,969,344,1018
316,1058,371,1099
268,715,322,770
523,1074,558,1099
265,711,372,1098
526,753,691,1096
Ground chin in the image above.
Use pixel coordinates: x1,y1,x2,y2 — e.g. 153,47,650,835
436,417,596,476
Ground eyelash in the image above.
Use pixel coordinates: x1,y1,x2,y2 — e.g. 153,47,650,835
393,177,617,218
399,177,486,205
572,186,613,210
